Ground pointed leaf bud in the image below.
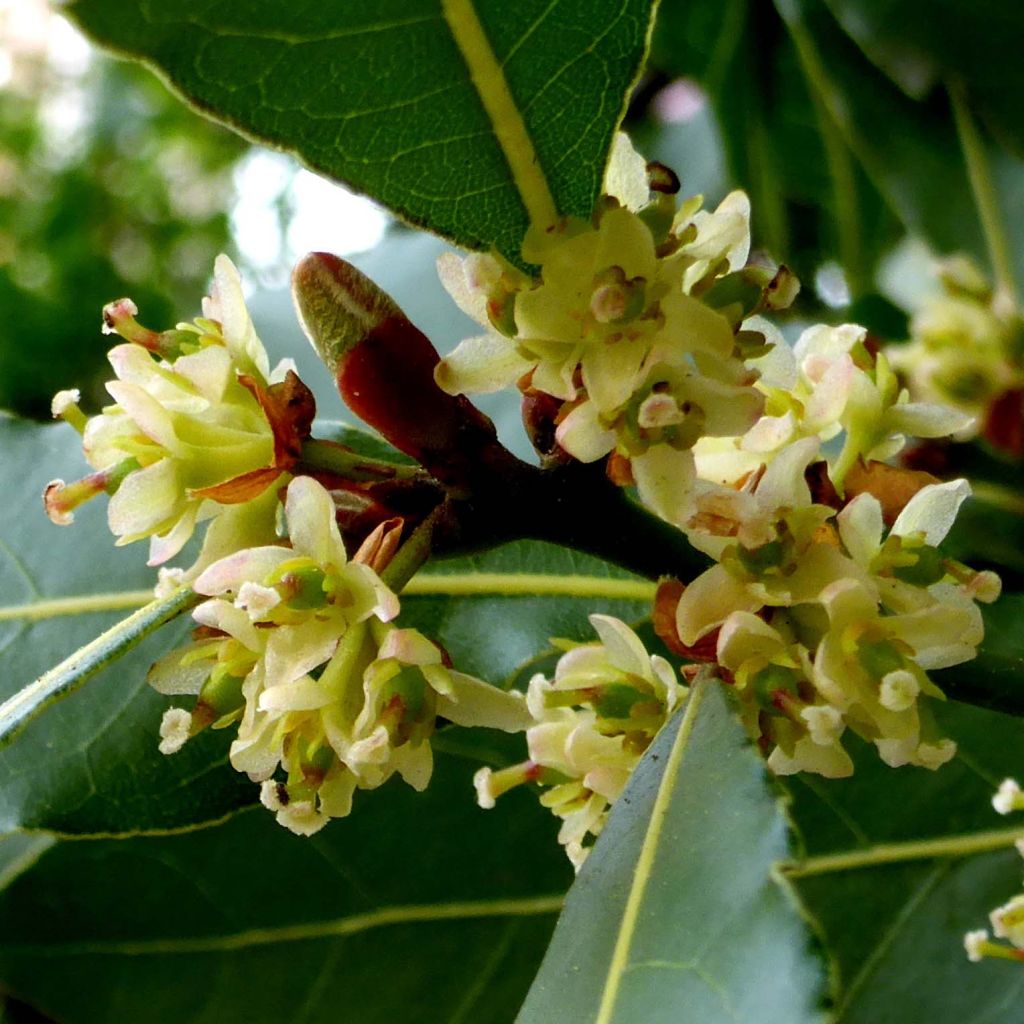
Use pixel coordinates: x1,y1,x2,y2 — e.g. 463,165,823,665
291,251,404,376
292,251,506,489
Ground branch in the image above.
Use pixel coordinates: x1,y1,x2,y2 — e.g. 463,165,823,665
292,252,711,583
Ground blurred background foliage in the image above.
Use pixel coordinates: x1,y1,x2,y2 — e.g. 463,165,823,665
0,3,245,417
2,0,1022,422
0,0,389,418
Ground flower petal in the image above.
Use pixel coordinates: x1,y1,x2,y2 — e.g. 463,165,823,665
285,476,348,570
891,478,971,545
434,333,532,395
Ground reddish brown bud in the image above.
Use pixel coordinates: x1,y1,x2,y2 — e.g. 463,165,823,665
293,252,505,492
844,459,940,525
984,387,1024,458
652,578,719,662
336,316,499,489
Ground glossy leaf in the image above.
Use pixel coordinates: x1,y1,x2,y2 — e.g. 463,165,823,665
933,595,1024,719
0,587,197,750
518,680,826,1024
0,416,254,835
0,753,572,1023
784,698,1024,1021
823,0,1024,155
63,0,656,260
775,0,1024,290
401,543,651,683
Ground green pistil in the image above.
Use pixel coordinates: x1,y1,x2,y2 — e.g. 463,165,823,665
280,566,330,609
267,560,330,610
892,545,946,586
487,293,518,338
751,664,802,709
384,667,428,722
737,539,786,576
857,637,906,680
702,272,763,322
593,683,646,719
198,667,246,718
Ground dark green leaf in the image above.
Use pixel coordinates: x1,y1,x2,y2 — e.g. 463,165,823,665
518,680,826,1024
0,753,571,1024
63,0,656,259
0,587,197,750
823,0,1024,156
784,699,1024,1021
402,543,650,683
0,417,254,835
933,595,1024,718
946,498,1024,582
775,0,1024,290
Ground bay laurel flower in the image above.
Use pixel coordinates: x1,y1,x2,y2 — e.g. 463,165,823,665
434,132,784,520
716,612,853,779
46,255,315,566
965,783,1024,964
149,476,529,835
665,473,998,777
994,778,1024,816
693,319,974,494
890,256,1024,440
473,614,681,869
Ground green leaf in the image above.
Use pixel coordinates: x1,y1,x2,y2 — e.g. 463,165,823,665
783,699,1024,1021
775,0,1024,290
402,542,651,683
650,0,900,294
0,752,572,1023
0,587,197,750
517,680,826,1024
946,495,1024,582
933,595,1024,719
63,0,656,259
0,417,255,836
822,0,1024,156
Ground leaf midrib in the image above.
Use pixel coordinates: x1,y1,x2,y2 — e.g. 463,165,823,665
0,574,656,623
595,678,709,1024
0,893,565,957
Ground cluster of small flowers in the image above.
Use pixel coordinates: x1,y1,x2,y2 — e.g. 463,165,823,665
668,463,998,776
473,614,681,868
888,256,1024,454
435,133,798,522
660,318,998,776
46,255,309,578
46,257,528,835
964,779,1024,964
151,475,528,834
435,133,999,781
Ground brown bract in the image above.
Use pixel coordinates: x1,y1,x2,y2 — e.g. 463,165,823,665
191,370,317,504
653,577,718,662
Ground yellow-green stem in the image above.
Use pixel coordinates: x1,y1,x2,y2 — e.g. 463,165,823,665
950,81,1018,304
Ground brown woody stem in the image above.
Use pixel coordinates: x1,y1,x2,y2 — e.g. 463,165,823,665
293,251,710,583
